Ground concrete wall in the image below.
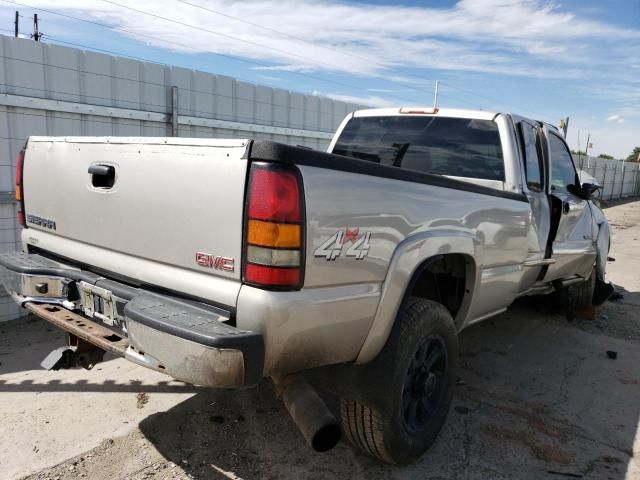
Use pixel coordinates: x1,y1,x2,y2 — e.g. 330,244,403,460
0,35,365,321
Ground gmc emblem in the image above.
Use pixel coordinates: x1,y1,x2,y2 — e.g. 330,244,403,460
195,252,235,272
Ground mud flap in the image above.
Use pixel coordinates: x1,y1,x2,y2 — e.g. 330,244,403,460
40,341,106,371
41,346,77,370
593,279,614,306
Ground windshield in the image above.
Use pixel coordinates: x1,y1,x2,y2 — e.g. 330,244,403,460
332,116,505,181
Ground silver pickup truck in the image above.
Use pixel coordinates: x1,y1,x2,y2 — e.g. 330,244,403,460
1,107,612,464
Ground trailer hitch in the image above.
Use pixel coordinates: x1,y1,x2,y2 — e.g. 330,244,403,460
41,334,106,371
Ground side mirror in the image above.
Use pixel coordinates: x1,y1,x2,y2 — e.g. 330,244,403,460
581,182,601,198
568,182,600,199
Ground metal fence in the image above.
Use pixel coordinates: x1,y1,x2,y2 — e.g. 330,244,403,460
576,155,640,201
0,35,365,321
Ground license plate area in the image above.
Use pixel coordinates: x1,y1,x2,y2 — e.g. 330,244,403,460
78,281,117,326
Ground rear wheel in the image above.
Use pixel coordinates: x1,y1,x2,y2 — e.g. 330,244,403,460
340,298,458,464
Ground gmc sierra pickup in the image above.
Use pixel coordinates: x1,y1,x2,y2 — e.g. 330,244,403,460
1,107,612,464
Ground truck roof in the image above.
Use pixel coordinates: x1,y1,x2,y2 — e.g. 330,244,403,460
352,107,499,121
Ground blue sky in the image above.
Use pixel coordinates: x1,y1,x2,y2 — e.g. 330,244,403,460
1,0,638,158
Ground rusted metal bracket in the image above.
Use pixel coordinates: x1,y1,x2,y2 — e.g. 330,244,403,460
24,302,128,356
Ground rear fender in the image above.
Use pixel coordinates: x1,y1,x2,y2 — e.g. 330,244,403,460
355,230,479,364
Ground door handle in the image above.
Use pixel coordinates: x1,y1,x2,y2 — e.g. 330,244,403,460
562,201,570,214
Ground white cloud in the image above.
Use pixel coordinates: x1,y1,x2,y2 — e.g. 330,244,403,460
257,74,284,82
606,114,627,124
367,88,395,93
322,93,394,108
7,0,638,81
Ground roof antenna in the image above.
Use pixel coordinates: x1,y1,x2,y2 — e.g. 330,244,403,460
433,80,440,110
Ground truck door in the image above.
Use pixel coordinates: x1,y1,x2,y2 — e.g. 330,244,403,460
542,129,596,281
517,120,552,287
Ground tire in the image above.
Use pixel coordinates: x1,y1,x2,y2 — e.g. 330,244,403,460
566,267,596,310
340,298,458,464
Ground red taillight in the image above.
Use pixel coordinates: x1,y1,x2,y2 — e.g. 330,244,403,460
15,150,25,227
15,150,23,187
244,263,301,287
247,167,301,222
243,163,304,290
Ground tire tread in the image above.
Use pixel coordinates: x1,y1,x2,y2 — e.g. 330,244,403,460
340,398,391,463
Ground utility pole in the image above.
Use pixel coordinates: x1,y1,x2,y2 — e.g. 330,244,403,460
32,13,41,41
561,116,569,137
14,11,19,37
585,134,591,156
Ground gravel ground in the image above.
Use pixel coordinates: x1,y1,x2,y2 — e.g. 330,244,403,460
2,199,639,480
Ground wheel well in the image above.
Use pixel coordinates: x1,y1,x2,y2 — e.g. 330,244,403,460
409,254,472,319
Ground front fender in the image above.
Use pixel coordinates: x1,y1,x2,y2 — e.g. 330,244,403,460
595,219,610,281
590,202,610,281
354,230,479,364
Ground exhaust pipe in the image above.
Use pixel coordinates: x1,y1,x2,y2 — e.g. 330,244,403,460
274,374,341,452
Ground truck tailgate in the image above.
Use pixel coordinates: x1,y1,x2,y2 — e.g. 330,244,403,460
22,137,249,305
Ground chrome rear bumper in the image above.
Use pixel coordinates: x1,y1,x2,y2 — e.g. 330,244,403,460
0,251,264,387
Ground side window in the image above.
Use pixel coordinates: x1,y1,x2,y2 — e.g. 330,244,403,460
548,134,578,192
518,122,543,192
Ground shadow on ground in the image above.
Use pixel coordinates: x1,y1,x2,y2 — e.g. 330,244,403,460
135,298,639,480
0,316,126,378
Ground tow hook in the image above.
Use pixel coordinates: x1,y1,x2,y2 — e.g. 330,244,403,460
40,335,106,371
273,374,342,452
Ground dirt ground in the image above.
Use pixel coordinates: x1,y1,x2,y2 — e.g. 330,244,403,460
1,199,639,480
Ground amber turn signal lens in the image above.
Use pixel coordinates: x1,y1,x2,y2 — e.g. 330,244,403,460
15,185,21,202
247,219,301,248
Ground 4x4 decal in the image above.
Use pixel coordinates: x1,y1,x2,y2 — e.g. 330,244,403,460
314,227,371,261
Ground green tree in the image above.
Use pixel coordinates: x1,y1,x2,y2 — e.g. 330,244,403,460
598,153,614,159
571,149,587,156
626,147,640,162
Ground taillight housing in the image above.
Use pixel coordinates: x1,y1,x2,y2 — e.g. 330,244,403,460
243,162,304,290
15,149,26,227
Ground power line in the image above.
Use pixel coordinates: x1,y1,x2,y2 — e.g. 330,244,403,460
0,0,422,105
171,0,549,119
100,0,451,103
20,35,485,115
172,0,444,95
2,0,549,119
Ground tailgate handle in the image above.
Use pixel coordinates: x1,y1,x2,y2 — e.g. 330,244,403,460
89,164,116,189
88,164,114,176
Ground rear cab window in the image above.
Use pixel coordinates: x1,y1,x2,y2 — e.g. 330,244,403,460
332,116,505,181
